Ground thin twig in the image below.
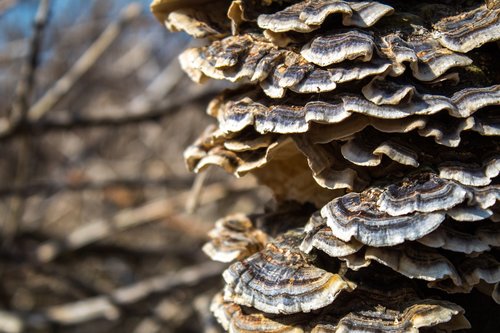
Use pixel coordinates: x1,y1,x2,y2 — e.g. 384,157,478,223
34,180,257,262
0,19,112,64
2,0,51,246
0,89,215,140
36,89,214,129
186,167,213,213
0,0,50,134
27,3,142,122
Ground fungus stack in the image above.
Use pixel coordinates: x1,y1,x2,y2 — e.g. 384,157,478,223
151,0,500,331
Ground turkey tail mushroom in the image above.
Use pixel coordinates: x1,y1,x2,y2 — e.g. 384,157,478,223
152,0,500,331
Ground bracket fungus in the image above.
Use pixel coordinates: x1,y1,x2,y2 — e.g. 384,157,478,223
152,0,500,331
222,230,356,314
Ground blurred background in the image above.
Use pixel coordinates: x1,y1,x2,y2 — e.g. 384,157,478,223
0,1,272,332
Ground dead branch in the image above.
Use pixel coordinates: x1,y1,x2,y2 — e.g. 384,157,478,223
35,198,178,262
1,0,51,246
0,311,23,333
110,261,222,310
27,3,142,122
0,18,116,64
0,175,196,198
0,0,50,135
35,88,214,129
1,262,224,331
0,88,215,140
34,179,257,263
186,167,213,214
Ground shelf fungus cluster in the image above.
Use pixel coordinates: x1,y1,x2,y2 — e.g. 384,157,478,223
152,0,499,331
